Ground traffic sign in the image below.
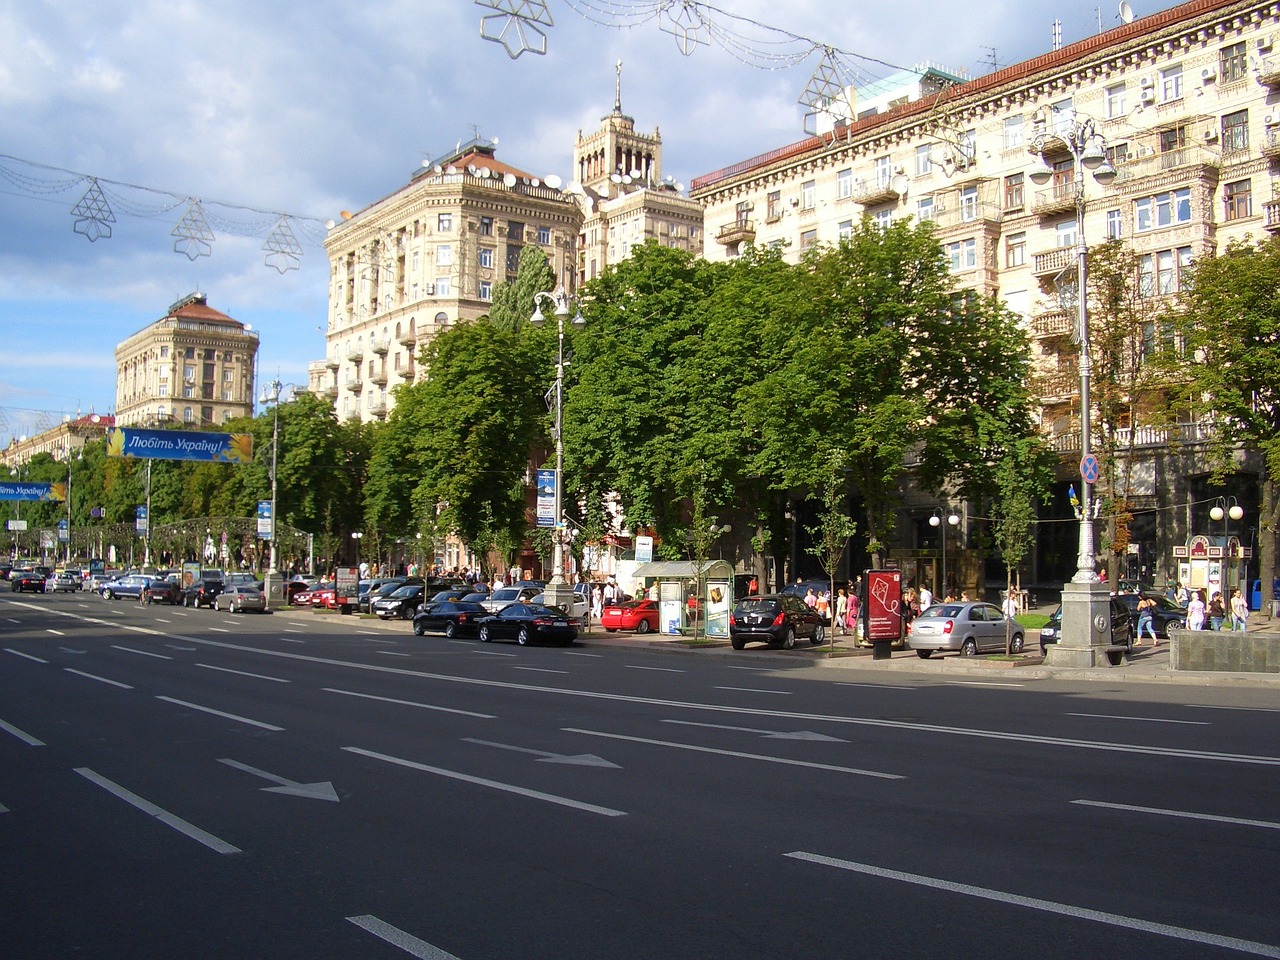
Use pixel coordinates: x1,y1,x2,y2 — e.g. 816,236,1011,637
1080,454,1100,484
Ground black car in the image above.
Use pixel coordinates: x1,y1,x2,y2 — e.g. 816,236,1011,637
729,594,826,650
427,588,472,604
10,569,49,593
181,578,224,608
1040,598,1134,655
477,603,577,646
358,577,407,613
372,584,426,620
1114,592,1186,639
412,600,490,638
140,577,179,605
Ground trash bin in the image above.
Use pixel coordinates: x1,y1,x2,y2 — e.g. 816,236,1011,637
1271,599,1279,619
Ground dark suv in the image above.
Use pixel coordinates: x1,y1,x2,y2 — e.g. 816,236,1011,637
729,594,826,650
1039,597,1134,655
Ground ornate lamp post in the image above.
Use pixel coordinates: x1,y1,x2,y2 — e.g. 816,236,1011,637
530,290,586,613
1210,496,1245,598
929,508,960,599
258,377,297,608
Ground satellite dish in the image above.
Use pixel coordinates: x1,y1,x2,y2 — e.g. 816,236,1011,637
622,174,633,184
630,168,641,178
675,182,685,192
244,324,253,332
581,196,595,212
421,159,430,168
466,164,478,175
445,165,457,175
598,181,610,197
340,210,353,220
531,178,540,187
503,172,517,187
891,172,909,195
324,219,336,230
433,164,443,174
544,174,562,189
1119,1,1134,22
90,414,101,423
566,180,584,195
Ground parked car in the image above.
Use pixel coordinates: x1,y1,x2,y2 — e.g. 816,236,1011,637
1115,579,1156,595
215,583,267,613
293,582,334,606
427,587,473,604
412,599,490,638
100,574,150,600
373,584,426,620
530,591,589,627
1112,593,1186,639
48,571,83,593
11,569,49,593
908,601,1026,658
1038,598,1134,656
285,579,319,604
600,598,661,634
181,578,225,609
140,577,179,605
780,580,836,621
359,578,407,613
477,603,577,646
1251,578,1280,612
480,585,542,613
729,594,826,650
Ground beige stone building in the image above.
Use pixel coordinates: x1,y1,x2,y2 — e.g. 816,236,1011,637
114,294,258,428
690,0,1279,584
1,413,115,469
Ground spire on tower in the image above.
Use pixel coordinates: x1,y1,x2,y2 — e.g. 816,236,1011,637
614,59,623,114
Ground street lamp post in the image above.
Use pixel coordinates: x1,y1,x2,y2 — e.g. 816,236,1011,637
530,290,586,613
258,377,296,609
929,508,960,599
1210,496,1245,598
1030,115,1118,666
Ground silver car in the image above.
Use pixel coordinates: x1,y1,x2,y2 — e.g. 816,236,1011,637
215,583,267,613
907,601,1024,658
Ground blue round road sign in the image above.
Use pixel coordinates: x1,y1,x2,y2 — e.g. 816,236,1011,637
1080,454,1100,483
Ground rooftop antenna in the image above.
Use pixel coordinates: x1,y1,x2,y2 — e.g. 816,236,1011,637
979,46,1003,73
1052,18,1063,50
614,59,623,113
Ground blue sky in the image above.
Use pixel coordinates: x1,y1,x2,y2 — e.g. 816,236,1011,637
0,0,1170,445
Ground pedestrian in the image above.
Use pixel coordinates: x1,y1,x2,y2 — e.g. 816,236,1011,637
748,575,759,595
918,583,933,612
1175,582,1190,608
816,590,830,623
1186,589,1206,630
847,589,860,639
603,579,617,608
1136,595,1158,645
591,583,604,621
1207,591,1226,631
1230,588,1250,632
1002,589,1019,621
803,588,818,609
834,589,848,635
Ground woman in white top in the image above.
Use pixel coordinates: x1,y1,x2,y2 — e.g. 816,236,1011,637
1186,589,1207,630
1230,588,1250,632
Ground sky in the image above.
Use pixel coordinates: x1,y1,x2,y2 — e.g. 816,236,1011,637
0,0,1177,447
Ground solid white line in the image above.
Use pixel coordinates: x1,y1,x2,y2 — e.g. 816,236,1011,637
785,851,1280,958
111,645,173,660
562,650,602,657
715,685,793,695
342,746,626,817
208,627,230,633
280,637,306,643
563,728,902,780
835,681,917,691
945,680,1025,687
512,666,569,674
74,767,241,855
46,629,65,636
65,668,133,689
195,663,290,683
1072,799,1280,831
1067,712,1208,725
0,717,45,746
322,687,496,719
155,696,283,731
5,618,20,624
5,648,48,664
346,916,461,959
376,651,412,657
472,650,517,657
1186,703,1280,714
626,664,684,673
154,618,171,623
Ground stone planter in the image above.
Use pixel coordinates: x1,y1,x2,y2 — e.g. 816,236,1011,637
1170,627,1280,673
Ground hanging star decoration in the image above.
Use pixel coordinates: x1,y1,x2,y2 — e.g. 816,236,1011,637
659,1,710,56
476,0,554,58
263,216,304,273
172,199,216,260
70,178,117,241
799,48,855,137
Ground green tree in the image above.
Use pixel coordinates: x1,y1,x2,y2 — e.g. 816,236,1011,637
805,450,859,648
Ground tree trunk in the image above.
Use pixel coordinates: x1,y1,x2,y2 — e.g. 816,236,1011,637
1261,474,1277,620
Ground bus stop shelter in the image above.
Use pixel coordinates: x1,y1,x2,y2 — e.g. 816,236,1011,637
630,560,735,637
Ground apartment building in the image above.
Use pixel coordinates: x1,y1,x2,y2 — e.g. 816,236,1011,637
0,413,115,469
114,293,258,428
691,0,1278,584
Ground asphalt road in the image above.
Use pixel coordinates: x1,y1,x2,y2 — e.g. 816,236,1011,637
2,591,1278,959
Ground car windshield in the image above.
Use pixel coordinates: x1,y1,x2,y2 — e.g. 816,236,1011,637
492,589,520,601
461,593,487,603
736,599,780,615
921,604,965,618
389,586,419,598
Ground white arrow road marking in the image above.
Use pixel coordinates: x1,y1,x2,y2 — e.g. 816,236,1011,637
462,737,620,768
563,729,900,779
347,916,461,960
786,851,1280,959
156,696,283,731
0,800,8,813
0,717,45,746
342,746,626,817
74,768,241,855
5,648,48,664
662,719,847,742
65,668,133,689
111,645,173,660
322,687,495,719
217,758,339,802
1073,799,1280,831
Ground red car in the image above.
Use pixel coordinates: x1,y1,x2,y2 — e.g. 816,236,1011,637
293,583,334,606
601,598,660,634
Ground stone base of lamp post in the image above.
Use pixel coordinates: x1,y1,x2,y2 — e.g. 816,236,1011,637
263,569,286,610
543,580,577,619
1047,580,1115,667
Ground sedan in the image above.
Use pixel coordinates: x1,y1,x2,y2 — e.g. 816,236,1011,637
480,586,542,613
293,583,334,606
49,572,83,593
215,583,267,613
140,577,179,605
11,570,49,593
908,601,1025,658
182,579,224,608
601,598,660,634
412,600,489,638
729,594,826,650
1040,599,1135,655
477,603,577,646
100,574,149,600
531,591,589,627
373,584,426,620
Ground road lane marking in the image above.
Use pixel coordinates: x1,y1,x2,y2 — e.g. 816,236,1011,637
5,618,20,624
208,627,230,633
663,719,847,742
626,664,684,673
74,767,241,855
835,681,917,691
562,650,602,658
463,737,620,767
512,666,569,674
1067,712,1209,725
377,651,412,657
154,618,171,623
785,851,1280,958
65,668,133,689
322,687,496,719
945,680,1025,687
155,696,283,731
563,728,901,779
111,645,173,660
46,629,65,636
5,648,48,664
195,663,290,683
347,916,461,959
715,685,793,695
342,746,626,817
0,717,45,746
1185,703,1280,714
1072,799,1280,831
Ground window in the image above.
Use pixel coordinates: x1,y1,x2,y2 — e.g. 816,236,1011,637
735,200,751,224
184,347,195,359
916,143,933,176
1159,64,1183,102
437,213,452,232
1050,99,1074,134
1221,110,1249,154
537,226,551,245
478,248,494,269
800,228,818,251
959,186,979,222
1105,83,1127,119
1005,232,1026,268
506,248,521,272
1003,173,1024,211
222,389,232,402
1003,116,1024,150
1138,246,1193,296
874,155,891,186
1106,209,1123,239
183,365,195,381
507,222,524,242
1224,179,1252,221
1056,219,1077,249
944,238,977,272
223,369,233,382
767,190,782,220
183,407,194,423
435,277,451,296
157,383,169,397
435,244,452,266
916,196,935,222
838,220,854,240
872,208,893,230
479,281,493,300
1220,41,1248,83
411,250,420,273
1135,188,1192,231
479,216,493,236
959,129,977,165
801,180,816,209
837,168,853,199
159,345,169,358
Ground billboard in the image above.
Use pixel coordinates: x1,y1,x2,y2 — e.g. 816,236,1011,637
536,469,556,528
105,427,253,463
0,481,64,502
863,569,904,643
257,500,273,540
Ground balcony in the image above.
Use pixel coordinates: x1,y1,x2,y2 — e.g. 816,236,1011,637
1112,143,1220,187
324,356,340,371
317,383,338,399
1261,127,1280,160
1031,182,1078,217
370,336,389,355
344,374,363,394
1034,371,1078,402
1032,309,1074,339
850,178,900,206
1031,247,1075,279
397,329,417,347
1257,55,1280,87
1263,200,1280,233
368,398,387,419
1048,420,1219,453
398,363,416,381
716,219,756,246
369,368,388,386
346,345,364,363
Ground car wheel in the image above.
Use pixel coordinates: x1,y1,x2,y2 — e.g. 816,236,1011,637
413,619,426,636
917,650,933,659
1010,633,1025,654
636,618,651,635
517,627,531,646
104,589,114,600
810,624,825,645
960,638,978,656
782,628,796,650
479,625,491,643
402,606,414,620
444,621,457,638
730,635,746,650
605,628,617,633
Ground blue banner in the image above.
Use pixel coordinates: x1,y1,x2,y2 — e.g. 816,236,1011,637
536,469,556,528
106,427,253,463
0,481,63,502
257,500,273,540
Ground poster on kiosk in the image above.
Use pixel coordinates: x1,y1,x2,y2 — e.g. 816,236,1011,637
862,569,904,654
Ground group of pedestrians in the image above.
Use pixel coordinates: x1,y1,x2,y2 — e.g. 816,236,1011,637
1136,584,1250,644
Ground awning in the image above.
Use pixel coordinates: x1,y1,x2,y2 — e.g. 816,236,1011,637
630,560,734,580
